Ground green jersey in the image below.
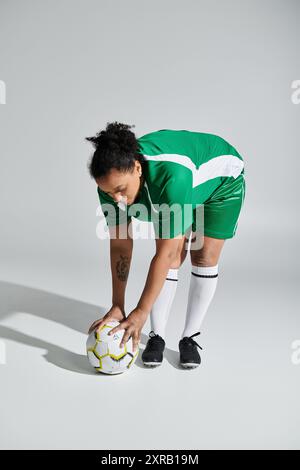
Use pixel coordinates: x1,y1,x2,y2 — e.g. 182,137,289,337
97,129,245,238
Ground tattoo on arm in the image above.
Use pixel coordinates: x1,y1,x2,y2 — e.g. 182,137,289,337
116,255,130,281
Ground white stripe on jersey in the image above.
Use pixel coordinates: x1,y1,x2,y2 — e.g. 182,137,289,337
142,153,244,188
144,181,159,213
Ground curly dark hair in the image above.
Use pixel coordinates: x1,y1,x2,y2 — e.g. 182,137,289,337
86,121,146,180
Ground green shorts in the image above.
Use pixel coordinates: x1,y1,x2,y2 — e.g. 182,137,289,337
192,171,246,239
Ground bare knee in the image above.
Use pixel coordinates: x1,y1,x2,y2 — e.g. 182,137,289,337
169,246,188,269
191,254,219,266
190,250,220,267
190,236,225,267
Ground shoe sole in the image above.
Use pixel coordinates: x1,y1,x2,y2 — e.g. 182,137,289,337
180,362,200,369
142,361,162,367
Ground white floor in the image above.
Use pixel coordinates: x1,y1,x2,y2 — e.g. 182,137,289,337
0,229,299,450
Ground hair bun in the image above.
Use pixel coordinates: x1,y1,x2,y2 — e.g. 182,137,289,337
86,121,136,153
86,121,145,180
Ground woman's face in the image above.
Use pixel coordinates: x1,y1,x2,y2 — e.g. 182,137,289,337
96,160,143,206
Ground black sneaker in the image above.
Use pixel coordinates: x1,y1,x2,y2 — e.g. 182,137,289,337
179,332,203,369
142,331,166,367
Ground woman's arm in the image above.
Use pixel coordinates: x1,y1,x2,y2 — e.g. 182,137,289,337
136,237,182,314
88,223,133,334
109,223,133,312
108,236,183,350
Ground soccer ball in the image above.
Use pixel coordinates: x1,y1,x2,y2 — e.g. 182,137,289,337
86,320,139,375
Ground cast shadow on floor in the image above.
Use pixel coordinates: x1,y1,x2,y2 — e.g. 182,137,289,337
0,280,182,375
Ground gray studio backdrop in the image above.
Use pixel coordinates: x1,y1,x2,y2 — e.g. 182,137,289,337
0,0,299,450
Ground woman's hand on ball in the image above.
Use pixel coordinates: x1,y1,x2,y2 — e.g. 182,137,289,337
108,307,148,352
88,305,126,335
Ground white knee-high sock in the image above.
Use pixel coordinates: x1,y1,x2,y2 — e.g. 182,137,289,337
181,264,218,339
150,268,179,339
